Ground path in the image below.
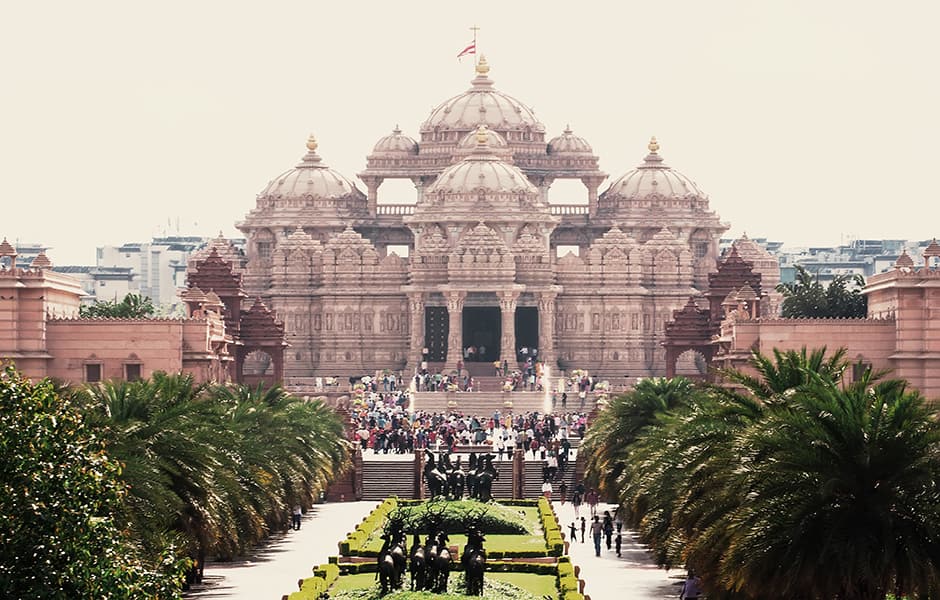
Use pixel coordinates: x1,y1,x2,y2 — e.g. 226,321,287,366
186,500,681,600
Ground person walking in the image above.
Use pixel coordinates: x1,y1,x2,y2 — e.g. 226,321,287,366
559,481,568,504
602,510,613,549
291,505,302,531
614,526,622,557
679,571,703,600
590,515,603,556
569,521,577,545
580,516,586,543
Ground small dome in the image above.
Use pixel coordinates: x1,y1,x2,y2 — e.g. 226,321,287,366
421,56,545,135
458,127,508,149
257,135,364,201
602,137,707,200
425,127,537,196
372,126,418,155
548,126,593,154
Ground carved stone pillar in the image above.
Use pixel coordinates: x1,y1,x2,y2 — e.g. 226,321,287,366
407,292,425,370
361,176,383,216
499,291,519,366
411,176,432,203
581,175,605,217
535,176,554,204
537,292,558,367
445,291,466,371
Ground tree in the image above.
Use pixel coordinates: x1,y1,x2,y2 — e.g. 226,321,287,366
81,373,349,582
590,348,940,599
776,265,867,318
80,292,156,318
581,377,697,503
0,364,184,599
722,372,940,599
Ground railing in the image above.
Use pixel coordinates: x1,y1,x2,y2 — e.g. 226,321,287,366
550,204,590,216
376,204,415,216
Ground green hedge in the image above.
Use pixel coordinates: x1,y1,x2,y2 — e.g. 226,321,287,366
338,560,558,576
286,562,341,600
339,497,398,555
537,497,564,557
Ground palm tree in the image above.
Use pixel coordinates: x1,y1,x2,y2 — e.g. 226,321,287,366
582,377,698,504
720,370,940,599
83,373,351,578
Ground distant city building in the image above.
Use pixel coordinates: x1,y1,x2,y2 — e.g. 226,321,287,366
0,238,282,386
723,236,935,285
25,235,246,309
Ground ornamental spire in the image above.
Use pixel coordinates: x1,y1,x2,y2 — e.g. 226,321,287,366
648,136,659,154
475,54,490,76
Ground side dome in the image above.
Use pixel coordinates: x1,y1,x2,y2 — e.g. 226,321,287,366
548,126,593,154
257,135,364,202
420,56,545,138
425,127,537,196
371,126,418,155
601,137,706,202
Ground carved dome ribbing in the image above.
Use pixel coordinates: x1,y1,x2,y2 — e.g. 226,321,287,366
602,140,707,202
257,136,364,203
425,129,538,196
421,58,545,137
371,127,418,155
548,126,593,154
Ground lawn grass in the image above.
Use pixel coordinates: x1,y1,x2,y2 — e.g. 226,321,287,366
487,572,558,598
327,572,555,600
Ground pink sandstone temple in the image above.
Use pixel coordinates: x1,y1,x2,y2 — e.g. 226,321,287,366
1,57,937,399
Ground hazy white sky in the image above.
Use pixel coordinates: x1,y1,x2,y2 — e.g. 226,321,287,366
3,1,939,265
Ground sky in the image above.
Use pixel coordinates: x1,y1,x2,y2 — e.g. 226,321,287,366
3,1,939,265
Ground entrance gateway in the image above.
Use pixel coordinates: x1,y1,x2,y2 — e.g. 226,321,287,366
456,292,539,365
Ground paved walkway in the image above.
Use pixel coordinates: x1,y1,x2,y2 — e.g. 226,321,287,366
186,500,681,600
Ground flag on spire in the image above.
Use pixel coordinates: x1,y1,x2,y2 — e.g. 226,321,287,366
457,41,476,58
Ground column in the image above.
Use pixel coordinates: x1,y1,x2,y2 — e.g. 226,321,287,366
407,292,425,370
537,292,557,367
581,176,604,217
362,176,383,216
446,291,466,371
535,176,554,204
499,291,519,367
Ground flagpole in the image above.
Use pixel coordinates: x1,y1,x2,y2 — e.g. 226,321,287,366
470,25,480,67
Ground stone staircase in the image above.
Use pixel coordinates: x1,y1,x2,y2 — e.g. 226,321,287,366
410,391,554,415
360,458,414,501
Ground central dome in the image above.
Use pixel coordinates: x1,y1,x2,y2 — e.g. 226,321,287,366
425,127,537,196
420,56,545,139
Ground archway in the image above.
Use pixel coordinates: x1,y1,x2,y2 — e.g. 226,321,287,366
462,307,501,362
242,349,275,387
515,307,539,361
675,349,709,379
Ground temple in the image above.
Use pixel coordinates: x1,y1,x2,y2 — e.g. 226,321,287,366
237,57,728,380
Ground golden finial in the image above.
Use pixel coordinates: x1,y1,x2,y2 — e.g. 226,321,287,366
475,54,490,76
476,124,489,146
306,134,318,152
648,136,659,154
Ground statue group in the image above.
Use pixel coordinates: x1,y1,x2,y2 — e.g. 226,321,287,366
423,450,499,502
377,506,487,597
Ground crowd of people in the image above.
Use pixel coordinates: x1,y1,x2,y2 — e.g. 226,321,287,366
347,389,589,469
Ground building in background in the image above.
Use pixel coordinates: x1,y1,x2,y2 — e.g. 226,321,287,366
236,58,730,380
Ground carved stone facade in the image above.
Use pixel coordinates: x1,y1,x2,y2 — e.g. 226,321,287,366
236,59,728,379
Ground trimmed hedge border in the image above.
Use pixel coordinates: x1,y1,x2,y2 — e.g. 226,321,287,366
286,497,585,600
285,562,340,600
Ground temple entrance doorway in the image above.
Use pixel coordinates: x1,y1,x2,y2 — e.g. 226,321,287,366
515,307,539,362
462,307,501,362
